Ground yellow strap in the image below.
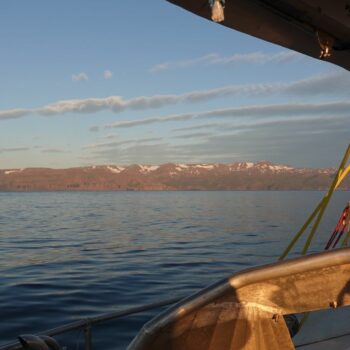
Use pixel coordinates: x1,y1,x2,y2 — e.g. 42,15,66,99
278,200,322,260
337,163,350,187
301,145,350,255
279,145,350,330
279,144,350,260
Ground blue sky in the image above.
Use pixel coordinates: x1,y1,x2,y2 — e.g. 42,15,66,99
1,0,349,169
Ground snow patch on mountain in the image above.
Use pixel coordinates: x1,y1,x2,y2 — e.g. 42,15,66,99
267,164,294,171
193,164,215,170
137,165,160,174
174,164,216,172
107,165,125,174
4,169,24,175
175,164,189,171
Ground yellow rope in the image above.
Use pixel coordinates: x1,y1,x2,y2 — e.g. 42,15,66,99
278,201,322,260
278,145,350,331
279,144,350,260
337,163,350,187
301,149,349,254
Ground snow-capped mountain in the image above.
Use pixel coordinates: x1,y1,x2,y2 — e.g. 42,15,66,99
0,162,346,191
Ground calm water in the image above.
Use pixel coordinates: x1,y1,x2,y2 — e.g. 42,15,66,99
0,191,349,349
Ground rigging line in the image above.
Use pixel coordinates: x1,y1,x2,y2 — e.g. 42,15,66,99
325,207,347,249
337,163,350,187
300,204,349,329
285,146,350,332
301,144,350,255
279,144,350,260
341,204,350,247
332,225,346,248
279,200,322,260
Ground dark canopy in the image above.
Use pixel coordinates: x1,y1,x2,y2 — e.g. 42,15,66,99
167,0,350,71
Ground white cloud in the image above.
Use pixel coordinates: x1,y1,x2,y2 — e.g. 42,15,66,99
84,137,163,150
174,132,214,139
103,70,113,79
72,72,89,82
167,117,350,167
105,100,350,129
89,126,100,132
210,51,300,65
0,109,30,120
82,113,350,166
173,123,223,133
0,71,349,122
0,147,30,153
150,51,301,72
150,54,218,72
41,148,66,153
89,142,173,165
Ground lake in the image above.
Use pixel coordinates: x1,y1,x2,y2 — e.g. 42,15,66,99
0,191,349,349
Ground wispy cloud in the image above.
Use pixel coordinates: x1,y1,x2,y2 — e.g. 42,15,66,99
150,54,219,72
221,114,350,133
41,148,66,153
85,111,350,166
172,123,223,133
103,70,113,79
90,142,173,164
105,100,350,129
0,147,30,153
84,137,163,150
1,72,349,122
105,112,194,129
105,134,118,139
150,51,300,72
89,126,100,132
72,72,89,82
0,109,30,120
174,132,214,140
167,116,350,167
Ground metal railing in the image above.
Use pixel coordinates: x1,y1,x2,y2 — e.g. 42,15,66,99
0,296,183,350
2,295,350,350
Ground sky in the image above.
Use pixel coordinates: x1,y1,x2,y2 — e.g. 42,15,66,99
1,0,349,169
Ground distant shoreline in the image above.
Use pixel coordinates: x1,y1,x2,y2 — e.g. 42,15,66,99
1,162,348,192
1,189,349,193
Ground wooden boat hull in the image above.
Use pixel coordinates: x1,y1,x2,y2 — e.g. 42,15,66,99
128,248,350,350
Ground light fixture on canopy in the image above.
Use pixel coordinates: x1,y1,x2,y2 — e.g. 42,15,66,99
317,30,334,59
209,0,225,23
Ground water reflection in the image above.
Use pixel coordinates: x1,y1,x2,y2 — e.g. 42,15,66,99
0,191,349,349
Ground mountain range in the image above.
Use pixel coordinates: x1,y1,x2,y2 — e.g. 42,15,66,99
0,161,349,191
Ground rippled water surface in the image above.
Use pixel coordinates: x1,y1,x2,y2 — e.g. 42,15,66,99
1,191,349,349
